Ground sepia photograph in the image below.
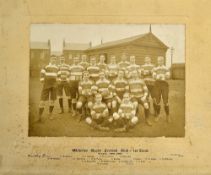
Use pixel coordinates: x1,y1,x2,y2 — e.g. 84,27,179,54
29,24,185,137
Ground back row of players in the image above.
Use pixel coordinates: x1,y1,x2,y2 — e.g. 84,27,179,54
38,54,170,132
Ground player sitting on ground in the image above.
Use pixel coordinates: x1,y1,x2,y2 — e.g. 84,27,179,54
76,71,95,121
85,94,111,131
57,56,71,114
128,70,152,126
113,92,138,132
38,55,59,122
152,56,171,122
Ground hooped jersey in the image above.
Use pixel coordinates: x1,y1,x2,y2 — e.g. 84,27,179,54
97,62,107,72
79,79,94,96
128,78,148,98
96,78,112,98
112,78,129,94
92,102,108,114
57,63,70,82
107,63,119,79
79,61,89,70
119,101,135,115
152,65,170,81
69,64,84,81
40,63,58,88
87,64,100,79
141,63,155,85
118,61,130,71
126,64,142,78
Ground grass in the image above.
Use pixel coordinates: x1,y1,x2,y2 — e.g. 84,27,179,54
29,78,185,137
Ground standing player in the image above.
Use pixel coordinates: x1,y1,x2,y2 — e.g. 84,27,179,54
152,56,171,122
38,55,59,122
141,56,155,112
118,53,130,74
57,56,71,114
69,56,84,116
113,93,138,132
107,55,119,81
126,55,142,79
76,71,95,120
128,71,152,126
79,54,89,70
97,54,108,74
85,94,111,131
87,57,100,82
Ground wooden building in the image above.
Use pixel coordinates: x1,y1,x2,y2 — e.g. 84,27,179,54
85,31,169,65
30,40,51,77
63,40,91,64
171,63,185,80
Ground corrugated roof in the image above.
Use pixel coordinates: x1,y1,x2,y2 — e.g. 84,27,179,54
87,32,168,51
30,41,50,49
64,43,90,51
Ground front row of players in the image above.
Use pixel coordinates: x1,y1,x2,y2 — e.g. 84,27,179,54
38,54,171,131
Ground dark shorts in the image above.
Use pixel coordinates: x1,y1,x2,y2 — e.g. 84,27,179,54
146,84,155,98
41,86,57,101
57,81,70,97
78,95,93,104
153,80,169,104
69,80,79,99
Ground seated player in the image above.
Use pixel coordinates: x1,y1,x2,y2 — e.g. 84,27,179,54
38,55,59,122
128,70,152,126
112,70,129,105
113,93,138,132
85,94,111,131
152,56,171,122
97,54,108,74
79,54,89,70
76,71,95,121
95,72,116,115
87,57,100,82
107,55,119,81
57,56,71,114
126,55,142,79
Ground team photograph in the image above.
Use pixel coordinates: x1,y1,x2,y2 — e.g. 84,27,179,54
29,24,185,137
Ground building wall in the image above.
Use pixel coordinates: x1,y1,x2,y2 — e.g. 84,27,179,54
63,50,87,64
85,44,167,65
30,49,50,77
172,65,185,79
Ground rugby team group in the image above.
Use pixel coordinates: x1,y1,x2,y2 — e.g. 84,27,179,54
37,53,171,132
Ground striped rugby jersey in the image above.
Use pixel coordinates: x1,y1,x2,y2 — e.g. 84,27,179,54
92,102,108,114
107,63,119,79
87,64,100,79
79,79,94,96
126,64,142,78
40,63,59,88
96,78,112,99
97,62,107,71
118,61,130,71
153,65,170,81
141,63,155,85
112,78,129,94
79,61,89,70
69,64,84,81
119,102,135,115
57,63,70,82
128,78,148,98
